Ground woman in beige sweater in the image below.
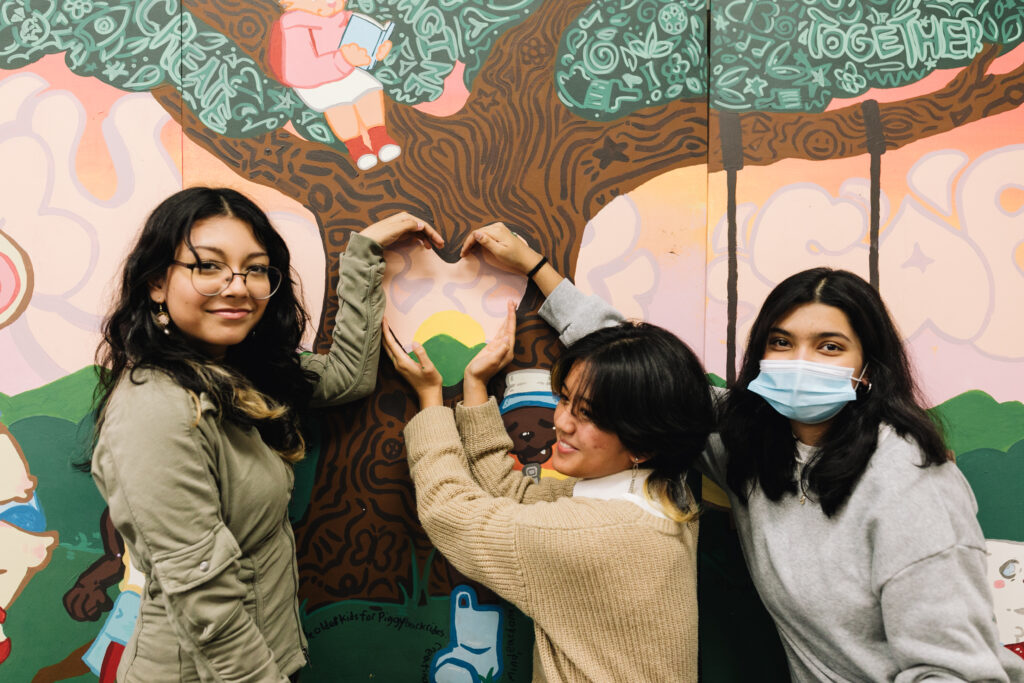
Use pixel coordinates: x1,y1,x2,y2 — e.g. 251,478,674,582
384,297,714,682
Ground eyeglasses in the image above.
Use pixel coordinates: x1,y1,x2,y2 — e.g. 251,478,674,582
171,260,282,300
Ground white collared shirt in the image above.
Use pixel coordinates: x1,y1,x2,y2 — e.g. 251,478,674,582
572,468,672,521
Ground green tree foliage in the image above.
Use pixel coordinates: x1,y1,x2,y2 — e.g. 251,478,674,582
0,0,542,147
708,0,1024,113
555,0,1024,120
555,0,708,120
4,1,1023,134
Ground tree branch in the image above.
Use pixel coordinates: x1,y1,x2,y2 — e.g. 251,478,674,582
710,44,1024,171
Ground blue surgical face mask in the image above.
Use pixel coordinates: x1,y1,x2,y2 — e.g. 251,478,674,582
747,359,868,424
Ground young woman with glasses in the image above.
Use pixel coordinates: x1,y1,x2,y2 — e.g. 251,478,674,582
89,187,442,682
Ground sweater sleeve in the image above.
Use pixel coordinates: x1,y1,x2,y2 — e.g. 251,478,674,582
404,406,530,605
454,398,575,504
883,545,1024,682
92,382,287,682
871,459,1024,682
537,278,625,347
303,232,386,407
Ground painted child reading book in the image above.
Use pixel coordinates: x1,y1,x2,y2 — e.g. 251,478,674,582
270,0,399,171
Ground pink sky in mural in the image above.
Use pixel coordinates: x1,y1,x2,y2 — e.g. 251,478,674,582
704,86,1024,404
0,63,326,394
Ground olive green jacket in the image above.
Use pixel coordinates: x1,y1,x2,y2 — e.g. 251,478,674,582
92,233,385,682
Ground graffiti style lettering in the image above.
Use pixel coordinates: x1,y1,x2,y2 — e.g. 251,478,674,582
709,0,1023,113
807,9,983,66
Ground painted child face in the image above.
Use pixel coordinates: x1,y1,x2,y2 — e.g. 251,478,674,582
149,216,271,359
502,406,556,466
0,522,57,606
551,363,637,480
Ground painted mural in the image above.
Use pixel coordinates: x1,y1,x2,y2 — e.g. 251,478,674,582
1,0,1022,681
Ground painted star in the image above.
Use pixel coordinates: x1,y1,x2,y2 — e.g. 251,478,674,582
593,137,628,169
744,75,769,97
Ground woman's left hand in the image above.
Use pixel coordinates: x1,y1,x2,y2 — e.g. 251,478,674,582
382,321,443,408
360,212,444,250
461,301,516,407
464,300,516,385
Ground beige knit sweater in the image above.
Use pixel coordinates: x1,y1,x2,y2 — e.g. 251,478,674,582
404,399,699,682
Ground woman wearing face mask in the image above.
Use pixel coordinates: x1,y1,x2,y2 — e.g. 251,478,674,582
89,187,441,682
461,223,1024,682
384,301,713,682
716,269,1023,680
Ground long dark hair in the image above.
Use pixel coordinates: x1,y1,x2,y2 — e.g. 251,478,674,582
721,268,947,516
93,187,317,462
550,322,714,519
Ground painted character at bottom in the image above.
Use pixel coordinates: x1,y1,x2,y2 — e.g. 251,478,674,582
430,586,504,683
0,423,58,665
499,369,557,483
987,539,1024,659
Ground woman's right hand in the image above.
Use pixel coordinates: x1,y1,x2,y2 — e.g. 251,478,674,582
460,222,543,275
361,212,445,250
382,322,443,409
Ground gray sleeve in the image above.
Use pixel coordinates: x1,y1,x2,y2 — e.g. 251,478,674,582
872,461,1024,682
302,232,386,406
883,545,1024,682
695,432,729,490
537,279,626,347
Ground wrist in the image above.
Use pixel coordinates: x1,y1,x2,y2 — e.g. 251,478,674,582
416,387,443,409
517,249,542,274
462,375,490,406
526,255,548,279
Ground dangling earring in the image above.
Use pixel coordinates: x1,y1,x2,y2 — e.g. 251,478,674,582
152,302,171,335
628,456,640,494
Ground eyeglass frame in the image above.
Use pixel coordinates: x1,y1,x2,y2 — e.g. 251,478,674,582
170,259,283,300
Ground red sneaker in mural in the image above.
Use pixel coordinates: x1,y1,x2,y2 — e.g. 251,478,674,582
368,126,401,164
1007,642,1024,660
0,610,9,664
343,136,378,171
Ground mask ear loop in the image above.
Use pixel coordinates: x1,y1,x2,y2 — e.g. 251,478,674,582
855,363,872,393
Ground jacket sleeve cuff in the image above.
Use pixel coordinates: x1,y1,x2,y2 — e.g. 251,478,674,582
343,231,385,265
538,279,624,346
